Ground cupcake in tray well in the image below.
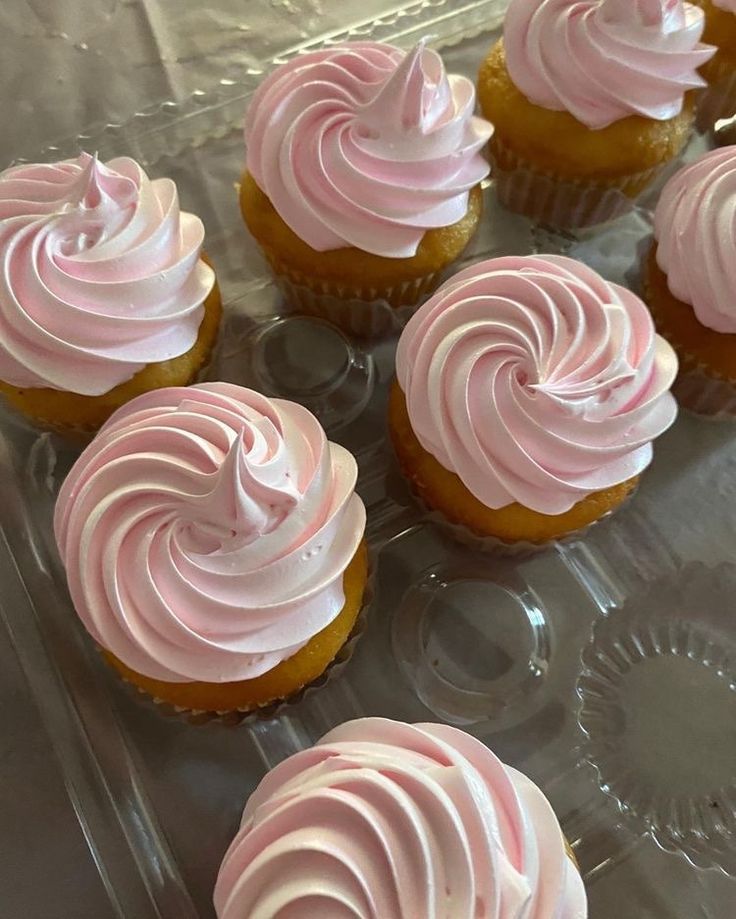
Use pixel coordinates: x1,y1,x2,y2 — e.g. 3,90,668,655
691,0,736,127
53,382,368,716
240,39,492,337
391,255,678,547
214,718,587,918
478,0,714,227
0,152,221,432
645,145,736,416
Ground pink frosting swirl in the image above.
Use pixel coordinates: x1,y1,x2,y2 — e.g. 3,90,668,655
244,40,492,258
396,255,678,515
0,152,214,395
214,718,587,919
53,383,366,683
504,0,714,129
713,0,736,12
654,145,736,333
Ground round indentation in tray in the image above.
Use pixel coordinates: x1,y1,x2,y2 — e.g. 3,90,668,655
247,316,375,431
392,566,551,726
578,563,736,873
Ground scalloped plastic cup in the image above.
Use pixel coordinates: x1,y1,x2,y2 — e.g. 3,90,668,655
578,560,736,874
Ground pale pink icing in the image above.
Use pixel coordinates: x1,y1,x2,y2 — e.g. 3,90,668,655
504,0,714,129
53,383,366,683
654,145,736,333
396,255,678,516
214,718,588,919
712,0,736,12
244,40,492,258
0,152,214,396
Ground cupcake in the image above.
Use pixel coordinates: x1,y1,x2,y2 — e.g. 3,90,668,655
692,0,736,128
53,382,368,716
391,255,678,547
478,0,714,228
0,152,221,432
214,718,588,918
645,145,736,416
241,40,492,337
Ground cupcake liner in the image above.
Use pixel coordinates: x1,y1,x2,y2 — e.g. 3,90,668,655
672,369,736,420
105,563,375,727
490,135,662,229
259,238,442,338
696,57,736,133
642,269,736,420
390,399,638,554
275,274,424,339
407,474,638,557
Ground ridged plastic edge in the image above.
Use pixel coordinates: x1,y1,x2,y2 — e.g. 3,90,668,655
12,0,507,169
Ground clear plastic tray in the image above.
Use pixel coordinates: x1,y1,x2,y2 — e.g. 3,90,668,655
1,3,735,917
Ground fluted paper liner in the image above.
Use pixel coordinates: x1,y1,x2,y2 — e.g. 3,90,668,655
491,135,662,229
255,239,443,338
276,274,426,339
409,476,638,557
643,271,736,420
